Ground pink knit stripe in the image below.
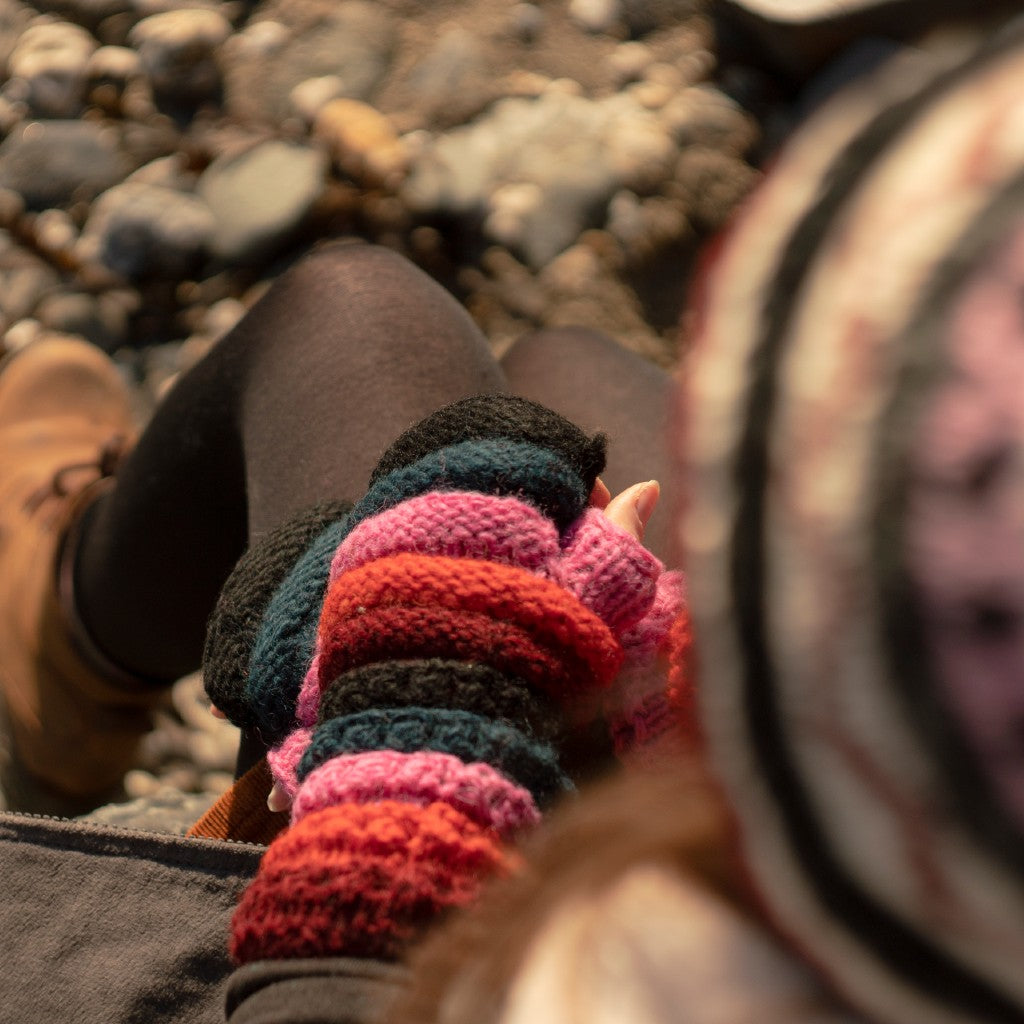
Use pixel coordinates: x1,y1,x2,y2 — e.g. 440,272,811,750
330,491,560,582
556,507,663,632
267,727,314,797
291,750,541,837
295,656,320,728
619,570,685,662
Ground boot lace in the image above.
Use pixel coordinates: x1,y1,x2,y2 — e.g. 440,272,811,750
24,435,131,513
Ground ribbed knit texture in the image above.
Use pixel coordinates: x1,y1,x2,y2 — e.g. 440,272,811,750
317,660,558,740
229,802,511,962
330,491,559,581
318,554,623,696
297,708,571,807
369,394,606,488
209,394,685,965
203,501,351,728
246,439,592,746
291,751,540,836
311,606,592,716
315,559,621,703
265,726,312,799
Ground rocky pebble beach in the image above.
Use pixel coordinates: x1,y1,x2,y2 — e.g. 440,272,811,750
0,0,793,827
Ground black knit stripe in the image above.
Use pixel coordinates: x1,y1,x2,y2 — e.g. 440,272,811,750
316,659,562,742
202,501,352,728
369,394,607,491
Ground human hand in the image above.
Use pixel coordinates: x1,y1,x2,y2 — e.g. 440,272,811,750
592,478,660,542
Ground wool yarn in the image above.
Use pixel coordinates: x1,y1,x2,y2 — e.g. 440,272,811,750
369,394,606,489
554,507,661,632
330,491,560,582
247,439,592,746
244,518,350,745
202,500,352,728
317,554,623,696
265,726,312,799
291,751,540,837
297,707,571,808
230,801,511,963
312,605,591,711
317,659,559,740
215,393,684,967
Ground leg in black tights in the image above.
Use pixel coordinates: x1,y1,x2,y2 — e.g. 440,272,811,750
73,243,673,687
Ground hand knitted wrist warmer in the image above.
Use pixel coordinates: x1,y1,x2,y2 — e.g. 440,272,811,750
202,394,688,964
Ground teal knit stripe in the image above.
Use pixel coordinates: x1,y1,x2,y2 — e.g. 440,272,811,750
297,707,573,808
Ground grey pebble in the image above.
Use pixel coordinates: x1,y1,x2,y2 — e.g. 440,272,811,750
35,290,131,350
82,786,219,836
0,245,58,324
6,19,96,117
197,139,326,264
403,26,492,128
0,119,132,210
77,179,216,278
128,8,232,100
403,89,677,268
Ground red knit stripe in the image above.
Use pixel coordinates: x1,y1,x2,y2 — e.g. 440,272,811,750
316,604,595,701
229,801,510,963
319,554,623,687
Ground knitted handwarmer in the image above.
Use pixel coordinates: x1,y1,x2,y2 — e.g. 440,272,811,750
205,395,686,964
247,439,594,746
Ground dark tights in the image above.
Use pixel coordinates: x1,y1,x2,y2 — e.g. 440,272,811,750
74,243,675,684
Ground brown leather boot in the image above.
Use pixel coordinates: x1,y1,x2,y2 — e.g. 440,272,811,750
0,337,168,816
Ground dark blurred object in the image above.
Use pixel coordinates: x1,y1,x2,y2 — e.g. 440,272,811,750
711,0,1021,80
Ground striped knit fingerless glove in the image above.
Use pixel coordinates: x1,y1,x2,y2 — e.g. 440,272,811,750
202,395,689,964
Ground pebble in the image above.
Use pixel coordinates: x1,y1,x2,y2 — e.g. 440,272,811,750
84,785,219,836
289,74,348,123
403,26,492,127
223,2,396,123
0,247,58,324
200,295,245,339
0,1,32,69
77,180,216,278
85,44,141,111
2,316,41,352
6,20,96,117
508,3,544,43
128,8,232,100
124,153,195,190
31,207,77,253
403,89,676,266
36,291,124,350
662,84,759,155
608,40,654,84
196,139,326,263
569,0,622,35
0,119,132,210
314,98,406,188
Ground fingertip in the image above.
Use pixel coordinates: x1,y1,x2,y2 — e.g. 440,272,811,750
590,478,611,509
636,479,660,529
267,781,292,813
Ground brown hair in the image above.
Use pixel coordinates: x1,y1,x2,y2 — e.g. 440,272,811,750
387,757,750,1024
